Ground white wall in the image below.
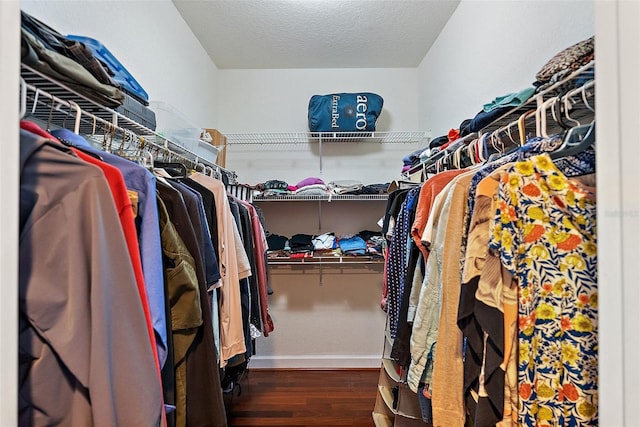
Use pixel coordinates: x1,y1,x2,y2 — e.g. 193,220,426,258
418,0,594,137
252,264,387,369
595,1,640,423
217,68,419,132
217,68,420,368
218,68,424,185
20,0,219,129
0,2,20,425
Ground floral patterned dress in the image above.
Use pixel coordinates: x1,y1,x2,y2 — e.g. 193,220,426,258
489,154,598,426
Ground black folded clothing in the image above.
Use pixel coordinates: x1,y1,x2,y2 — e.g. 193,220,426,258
116,92,156,130
289,233,314,253
267,234,289,251
355,183,389,195
358,230,381,241
428,135,449,149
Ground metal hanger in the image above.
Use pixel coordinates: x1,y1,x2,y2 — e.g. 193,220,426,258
563,94,582,128
550,122,595,160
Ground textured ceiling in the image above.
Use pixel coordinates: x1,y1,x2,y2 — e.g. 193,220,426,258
172,0,460,69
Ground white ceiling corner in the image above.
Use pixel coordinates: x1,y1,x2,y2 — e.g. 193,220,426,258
172,0,460,69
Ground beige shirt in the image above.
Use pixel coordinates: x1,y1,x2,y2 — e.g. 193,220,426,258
190,172,250,366
431,171,475,427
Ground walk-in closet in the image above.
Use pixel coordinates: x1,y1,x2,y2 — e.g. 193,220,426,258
2,1,638,426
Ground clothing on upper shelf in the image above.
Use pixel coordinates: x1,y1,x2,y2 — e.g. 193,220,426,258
21,23,124,107
482,86,536,113
293,183,329,196
328,179,363,194
296,176,325,188
534,36,594,86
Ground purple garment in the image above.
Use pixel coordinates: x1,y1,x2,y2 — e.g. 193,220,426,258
296,177,325,188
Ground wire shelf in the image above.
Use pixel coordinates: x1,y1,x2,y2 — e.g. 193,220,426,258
225,131,429,145
253,194,388,202
20,63,238,182
267,255,385,265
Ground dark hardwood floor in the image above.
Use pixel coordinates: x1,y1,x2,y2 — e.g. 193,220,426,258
224,369,379,426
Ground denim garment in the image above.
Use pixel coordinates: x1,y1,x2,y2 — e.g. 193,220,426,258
338,236,367,255
417,384,434,423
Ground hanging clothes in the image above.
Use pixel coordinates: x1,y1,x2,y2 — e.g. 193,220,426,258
23,122,235,426
489,154,597,426
157,196,202,427
238,199,274,337
19,129,164,426
156,179,227,427
459,137,596,427
383,124,597,427
190,172,252,367
385,186,420,339
50,127,169,369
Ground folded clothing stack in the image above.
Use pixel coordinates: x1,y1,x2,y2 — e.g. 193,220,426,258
328,180,363,195
338,236,367,256
266,234,289,251
357,230,385,258
289,233,314,254
312,232,337,251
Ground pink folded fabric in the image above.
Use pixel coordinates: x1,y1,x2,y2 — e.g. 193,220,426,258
296,177,325,188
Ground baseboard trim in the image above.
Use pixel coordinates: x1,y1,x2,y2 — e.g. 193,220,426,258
248,355,382,369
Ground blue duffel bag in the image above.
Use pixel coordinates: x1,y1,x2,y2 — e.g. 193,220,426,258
308,92,383,132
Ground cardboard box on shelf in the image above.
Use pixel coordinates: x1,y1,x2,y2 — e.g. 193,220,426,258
203,128,227,167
